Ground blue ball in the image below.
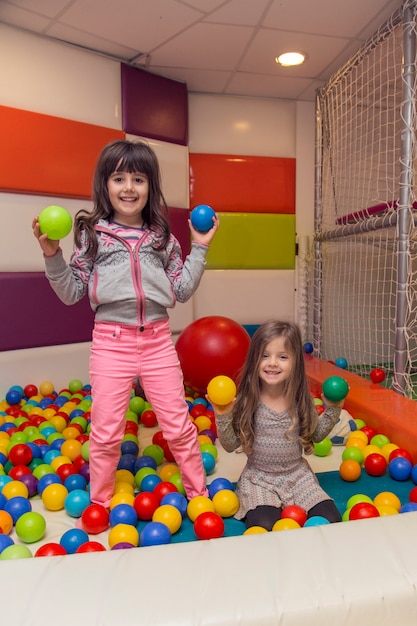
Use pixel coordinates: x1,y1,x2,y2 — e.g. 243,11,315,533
190,204,216,233
400,502,417,513
121,440,139,456
201,451,216,475
64,489,91,518
411,463,417,484
37,473,63,495
303,342,314,354
160,492,188,517
117,453,137,473
134,455,157,473
4,496,32,524
5,388,23,405
304,515,330,527
0,492,7,509
389,457,412,481
60,528,89,554
140,521,171,546
335,357,348,369
208,477,234,498
109,504,138,527
0,534,14,553
64,474,87,492
140,473,162,492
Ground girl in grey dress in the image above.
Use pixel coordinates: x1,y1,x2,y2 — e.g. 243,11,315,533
212,321,344,530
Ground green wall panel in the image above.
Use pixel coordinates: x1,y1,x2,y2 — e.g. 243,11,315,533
206,213,296,270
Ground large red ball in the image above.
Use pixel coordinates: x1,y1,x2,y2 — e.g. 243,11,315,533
194,511,225,540
176,316,250,392
81,504,109,534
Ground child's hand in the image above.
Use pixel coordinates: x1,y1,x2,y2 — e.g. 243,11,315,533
206,395,235,415
32,216,60,257
189,214,220,246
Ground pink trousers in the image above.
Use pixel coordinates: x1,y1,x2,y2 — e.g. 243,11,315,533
89,319,207,507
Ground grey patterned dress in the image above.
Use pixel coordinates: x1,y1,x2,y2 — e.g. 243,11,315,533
215,402,341,519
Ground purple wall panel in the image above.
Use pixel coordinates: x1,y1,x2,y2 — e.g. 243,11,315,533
1,273,94,351
169,206,191,260
121,64,188,145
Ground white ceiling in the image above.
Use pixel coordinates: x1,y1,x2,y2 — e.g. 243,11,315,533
0,0,404,102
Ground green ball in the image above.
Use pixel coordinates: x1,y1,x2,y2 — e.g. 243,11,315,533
142,444,164,465
0,544,33,560
346,493,373,509
15,511,46,543
38,205,73,240
68,379,83,393
342,446,364,465
370,434,390,448
81,440,90,461
134,467,157,490
168,471,186,496
313,438,332,457
322,376,349,402
129,396,146,415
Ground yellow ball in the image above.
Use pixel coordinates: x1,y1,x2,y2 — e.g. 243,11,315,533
50,415,68,433
198,434,213,446
158,463,179,482
108,523,139,548
348,430,368,443
376,505,399,516
62,426,81,440
363,444,383,459
373,491,401,512
115,469,135,486
113,481,134,496
243,526,268,535
346,436,367,451
187,495,215,522
381,443,400,463
60,439,82,461
41,483,68,511
212,489,240,517
207,375,237,406
2,480,29,500
152,504,182,534
50,455,72,472
43,408,58,420
109,492,135,510
194,415,212,432
272,518,301,531
39,381,54,396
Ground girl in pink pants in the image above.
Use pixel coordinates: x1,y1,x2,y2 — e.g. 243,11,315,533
33,139,219,507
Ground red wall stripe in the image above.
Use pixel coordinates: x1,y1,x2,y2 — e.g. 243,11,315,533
0,106,124,198
189,153,295,213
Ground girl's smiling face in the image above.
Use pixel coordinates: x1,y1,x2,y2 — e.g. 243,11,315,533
107,170,149,227
258,336,293,389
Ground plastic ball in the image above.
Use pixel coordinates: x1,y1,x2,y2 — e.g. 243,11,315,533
176,316,251,392
134,491,160,521
334,357,348,369
370,434,390,448
152,504,182,534
389,448,413,464
322,376,349,402
272,518,301,531
190,204,216,233
168,472,186,496
187,495,215,522
389,456,412,481
373,491,401,512
135,467,158,490
15,511,46,543
141,409,157,428
313,438,332,457
349,502,380,520
4,496,32,524
140,473,162,492
303,516,330,527
142,444,164,466
400,502,417,513
2,479,29,499
81,503,109,534
38,205,73,240
201,451,216,475
0,510,14,534
212,489,240,517
140,521,171,547
8,443,33,466
76,541,106,553
64,489,91,517
0,534,14,553
109,504,138,527
0,544,33,560
41,483,68,511
153,481,178,503
160,491,188,517
281,505,308,527
208,477,234,499
342,446,364,465
60,528,89,554
194,511,225,540
339,459,361,482
206,375,237,406
35,542,68,557
370,368,386,383
364,453,387,477
303,342,314,354
243,526,268,535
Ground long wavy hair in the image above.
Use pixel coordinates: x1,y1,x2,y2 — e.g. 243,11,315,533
233,321,318,456
74,139,170,257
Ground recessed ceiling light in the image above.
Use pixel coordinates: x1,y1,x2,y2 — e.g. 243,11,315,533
275,52,306,67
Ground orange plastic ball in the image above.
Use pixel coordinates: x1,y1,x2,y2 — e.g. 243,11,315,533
339,459,362,482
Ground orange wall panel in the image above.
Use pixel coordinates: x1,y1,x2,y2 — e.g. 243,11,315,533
0,106,124,198
189,153,295,213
